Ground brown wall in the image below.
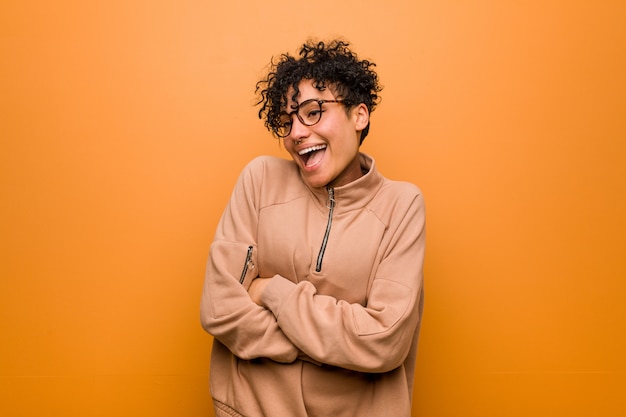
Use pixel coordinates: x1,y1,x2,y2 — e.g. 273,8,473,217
1,1,625,416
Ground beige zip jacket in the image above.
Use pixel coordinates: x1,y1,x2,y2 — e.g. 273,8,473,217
201,153,425,417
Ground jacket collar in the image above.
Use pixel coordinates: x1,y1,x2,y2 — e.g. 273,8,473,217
305,153,384,214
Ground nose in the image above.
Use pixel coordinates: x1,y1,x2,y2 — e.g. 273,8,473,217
289,115,311,142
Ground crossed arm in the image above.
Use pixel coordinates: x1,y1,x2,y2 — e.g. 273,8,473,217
201,158,425,372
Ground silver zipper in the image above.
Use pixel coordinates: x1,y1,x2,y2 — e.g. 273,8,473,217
239,246,253,284
315,188,335,272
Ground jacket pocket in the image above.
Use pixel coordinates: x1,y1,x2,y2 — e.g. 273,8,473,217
213,398,245,417
205,241,257,317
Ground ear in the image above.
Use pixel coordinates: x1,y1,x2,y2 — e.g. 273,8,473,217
353,103,370,132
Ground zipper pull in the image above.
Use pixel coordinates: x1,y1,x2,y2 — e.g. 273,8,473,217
327,187,335,210
239,246,254,284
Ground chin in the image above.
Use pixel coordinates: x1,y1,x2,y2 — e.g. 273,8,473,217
305,181,326,189
303,176,329,189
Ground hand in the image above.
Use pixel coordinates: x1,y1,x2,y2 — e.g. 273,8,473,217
248,277,272,306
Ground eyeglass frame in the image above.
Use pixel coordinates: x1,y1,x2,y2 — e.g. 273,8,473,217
274,99,350,138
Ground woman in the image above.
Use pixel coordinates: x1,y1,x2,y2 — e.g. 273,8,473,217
201,39,425,417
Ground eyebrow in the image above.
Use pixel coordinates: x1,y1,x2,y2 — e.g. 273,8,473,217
285,97,324,111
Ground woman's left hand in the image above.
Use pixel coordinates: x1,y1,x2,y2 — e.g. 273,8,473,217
248,277,272,306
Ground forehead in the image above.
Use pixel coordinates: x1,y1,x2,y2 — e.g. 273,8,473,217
284,79,335,107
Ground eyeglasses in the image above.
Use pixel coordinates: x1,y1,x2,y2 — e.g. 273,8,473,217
275,99,347,138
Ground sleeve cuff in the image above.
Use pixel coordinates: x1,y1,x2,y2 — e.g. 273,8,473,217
261,275,297,318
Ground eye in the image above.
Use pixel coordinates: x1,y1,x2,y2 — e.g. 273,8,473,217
299,100,323,124
278,114,291,128
306,109,321,118
275,115,292,137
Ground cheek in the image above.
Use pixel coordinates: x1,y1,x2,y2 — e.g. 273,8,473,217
282,137,294,152
322,116,352,141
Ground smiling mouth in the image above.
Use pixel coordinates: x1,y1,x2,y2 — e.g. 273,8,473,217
298,144,327,167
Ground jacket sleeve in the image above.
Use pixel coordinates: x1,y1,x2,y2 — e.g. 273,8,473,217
260,192,425,373
200,157,299,363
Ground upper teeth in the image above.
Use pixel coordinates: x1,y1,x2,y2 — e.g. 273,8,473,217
298,144,326,155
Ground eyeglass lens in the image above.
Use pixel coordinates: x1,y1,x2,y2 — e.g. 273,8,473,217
277,99,323,137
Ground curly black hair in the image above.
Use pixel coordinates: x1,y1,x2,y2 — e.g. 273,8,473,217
255,39,382,143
